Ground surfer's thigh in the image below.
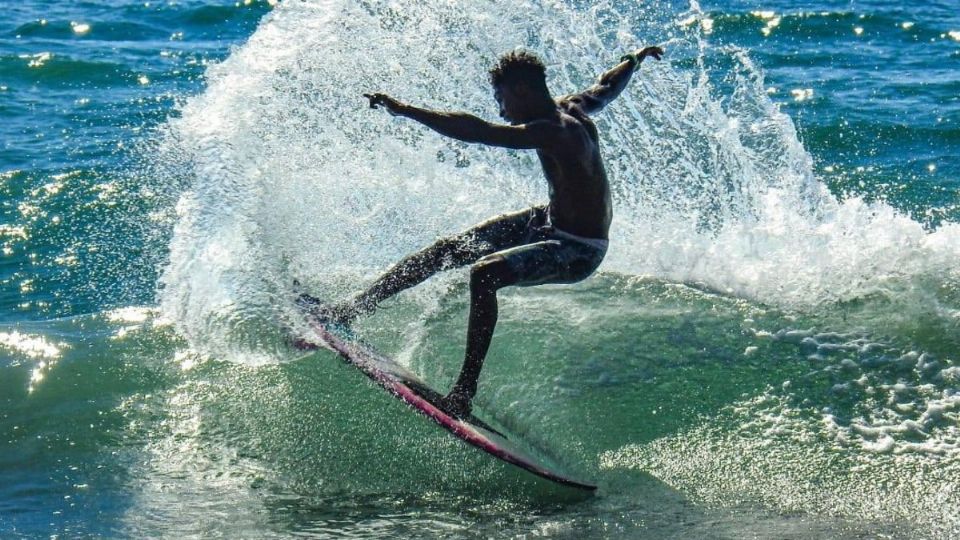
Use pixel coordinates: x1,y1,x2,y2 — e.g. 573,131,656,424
478,239,605,288
450,206,547,255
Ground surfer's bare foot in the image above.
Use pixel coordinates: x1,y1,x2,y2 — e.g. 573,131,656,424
439,391,472,419
295,293,356,326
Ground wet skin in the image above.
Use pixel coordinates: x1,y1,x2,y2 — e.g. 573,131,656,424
336,46,664,417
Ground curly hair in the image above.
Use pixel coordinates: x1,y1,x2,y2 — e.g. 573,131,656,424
488,50,548,91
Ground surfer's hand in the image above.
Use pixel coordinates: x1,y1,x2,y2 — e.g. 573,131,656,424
363,93,404,116
622,46,664,65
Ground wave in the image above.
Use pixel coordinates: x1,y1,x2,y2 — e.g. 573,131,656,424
4,0,957,535
0,53,138,88
10,20,169,42
4,278,958,536
702,9,960,43
149,0,959,364
171,3,274,27
143,6,960,531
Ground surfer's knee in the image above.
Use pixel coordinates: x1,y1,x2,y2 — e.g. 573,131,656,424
470,257,514,293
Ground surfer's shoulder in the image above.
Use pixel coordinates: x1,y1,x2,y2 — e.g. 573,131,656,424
555,93,583,111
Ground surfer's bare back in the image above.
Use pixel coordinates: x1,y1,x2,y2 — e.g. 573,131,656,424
301,47,663,417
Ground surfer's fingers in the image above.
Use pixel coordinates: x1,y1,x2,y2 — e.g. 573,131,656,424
363,93,384,108
643,46,664,60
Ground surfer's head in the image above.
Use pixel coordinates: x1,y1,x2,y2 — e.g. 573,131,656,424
489,51,552,124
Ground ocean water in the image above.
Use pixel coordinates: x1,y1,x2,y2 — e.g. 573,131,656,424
1,0,958,537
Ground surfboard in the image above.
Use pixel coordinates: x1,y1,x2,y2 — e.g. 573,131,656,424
293,312,597,491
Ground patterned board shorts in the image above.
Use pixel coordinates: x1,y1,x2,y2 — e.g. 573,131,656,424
456,206,608,287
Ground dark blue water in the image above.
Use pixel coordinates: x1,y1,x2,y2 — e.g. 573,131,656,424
0,0,271,322
2,0,958,538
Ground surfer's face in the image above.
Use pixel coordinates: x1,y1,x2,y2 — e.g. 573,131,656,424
493,83,524,125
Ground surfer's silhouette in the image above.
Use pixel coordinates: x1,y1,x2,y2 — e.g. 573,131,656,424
301,47,663,417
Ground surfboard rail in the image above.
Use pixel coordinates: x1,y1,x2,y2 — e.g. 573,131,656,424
299,316,597,491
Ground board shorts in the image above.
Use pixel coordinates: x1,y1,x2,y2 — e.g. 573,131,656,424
455,206,608,287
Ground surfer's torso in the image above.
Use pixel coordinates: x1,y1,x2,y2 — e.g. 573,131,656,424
535,98,613,240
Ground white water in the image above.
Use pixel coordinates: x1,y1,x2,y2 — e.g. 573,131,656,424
156,0,960,360
145,3,960,535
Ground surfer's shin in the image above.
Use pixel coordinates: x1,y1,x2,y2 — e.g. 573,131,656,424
455,264,507,398
457,293,497,398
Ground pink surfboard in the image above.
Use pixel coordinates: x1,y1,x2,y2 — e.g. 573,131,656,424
295,315,597,491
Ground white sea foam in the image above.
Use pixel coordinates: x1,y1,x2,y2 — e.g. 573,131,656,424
157,0,960,359
600,390,960,537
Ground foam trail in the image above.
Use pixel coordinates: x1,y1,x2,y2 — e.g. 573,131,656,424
157,0,960,361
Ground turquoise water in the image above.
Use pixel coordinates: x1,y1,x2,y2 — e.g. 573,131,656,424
2,0,958,538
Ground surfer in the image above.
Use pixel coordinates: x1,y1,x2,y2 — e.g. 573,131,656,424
301,47,663,417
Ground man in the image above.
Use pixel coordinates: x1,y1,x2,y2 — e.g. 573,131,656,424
301,46,663,417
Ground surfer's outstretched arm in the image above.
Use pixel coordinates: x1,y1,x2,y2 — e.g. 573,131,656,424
559,45,663,115
363,93,558,150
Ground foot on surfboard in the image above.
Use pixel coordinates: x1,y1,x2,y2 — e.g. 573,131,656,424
437,392,473,419
296,293,356,325
293,282,356,327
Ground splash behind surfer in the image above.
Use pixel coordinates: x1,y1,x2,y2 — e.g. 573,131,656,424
301,47,663,417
